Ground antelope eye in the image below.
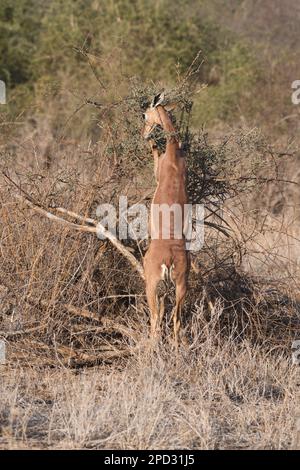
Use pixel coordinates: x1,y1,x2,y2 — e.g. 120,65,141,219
142,113,147,120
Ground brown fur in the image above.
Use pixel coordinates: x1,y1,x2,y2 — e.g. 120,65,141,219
143,102,190,347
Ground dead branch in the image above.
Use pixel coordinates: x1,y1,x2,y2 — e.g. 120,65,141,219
213,176,300,186
15,194,145,280
26,338,131,366
203,221,231,238
25,296,140,341
53,207,97,226
0,324,45,338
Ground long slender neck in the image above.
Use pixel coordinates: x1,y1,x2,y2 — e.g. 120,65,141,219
156,106,179,148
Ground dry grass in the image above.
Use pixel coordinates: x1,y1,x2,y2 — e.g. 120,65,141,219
1,76,300,450
0,328,299,450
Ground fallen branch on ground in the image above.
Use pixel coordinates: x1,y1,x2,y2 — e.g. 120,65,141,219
25,295,140,341
25,338,132,366
0,324,45,338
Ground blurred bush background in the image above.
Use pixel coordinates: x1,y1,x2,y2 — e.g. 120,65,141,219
1,0,299,133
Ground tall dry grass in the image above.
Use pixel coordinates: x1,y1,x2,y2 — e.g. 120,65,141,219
1,328,299,449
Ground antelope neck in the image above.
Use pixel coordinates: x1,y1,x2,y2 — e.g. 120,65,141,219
156,107,179,147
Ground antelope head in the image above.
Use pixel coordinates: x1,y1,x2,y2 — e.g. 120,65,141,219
142,91,176,140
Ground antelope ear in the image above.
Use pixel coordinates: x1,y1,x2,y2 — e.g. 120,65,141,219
151,91,165,108
164,102,177,112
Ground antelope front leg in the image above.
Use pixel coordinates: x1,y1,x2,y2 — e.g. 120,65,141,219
145,284,161,341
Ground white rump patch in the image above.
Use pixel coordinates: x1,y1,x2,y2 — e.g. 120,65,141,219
161,263,168,280
161,263,175,284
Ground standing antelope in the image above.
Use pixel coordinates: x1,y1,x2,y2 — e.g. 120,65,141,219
142,92,190,348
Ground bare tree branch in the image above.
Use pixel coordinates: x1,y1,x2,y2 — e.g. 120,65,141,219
15,194,145,280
